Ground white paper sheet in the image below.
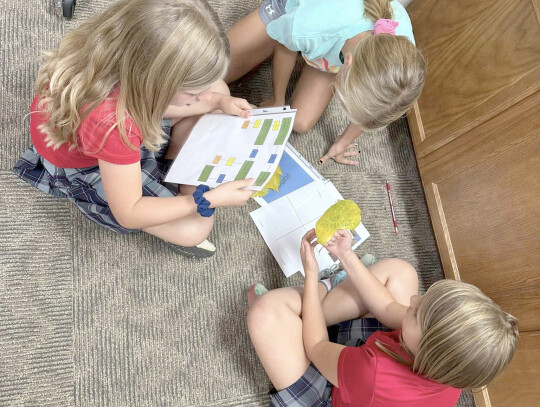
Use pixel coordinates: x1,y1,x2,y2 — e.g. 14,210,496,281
164,108,296,191
250,181,370,277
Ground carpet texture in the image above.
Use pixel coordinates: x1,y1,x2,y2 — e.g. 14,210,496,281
0,1,474,406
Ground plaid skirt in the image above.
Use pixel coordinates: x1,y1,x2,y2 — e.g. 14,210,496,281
269,318,389,407
13,121,177,234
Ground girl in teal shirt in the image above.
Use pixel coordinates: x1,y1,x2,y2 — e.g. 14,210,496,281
226,0,426,166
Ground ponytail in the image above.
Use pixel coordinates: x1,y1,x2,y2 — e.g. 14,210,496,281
363,0,393,21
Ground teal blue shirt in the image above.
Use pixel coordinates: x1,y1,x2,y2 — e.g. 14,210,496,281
266,0,415,72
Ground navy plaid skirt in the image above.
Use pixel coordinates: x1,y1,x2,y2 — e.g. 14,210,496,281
13,121,177,234
269,318,389,407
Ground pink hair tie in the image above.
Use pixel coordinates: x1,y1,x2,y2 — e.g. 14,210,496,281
373,19,399,35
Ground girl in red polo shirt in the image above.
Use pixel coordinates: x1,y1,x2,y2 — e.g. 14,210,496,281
14,0,255,258
248,229,518,406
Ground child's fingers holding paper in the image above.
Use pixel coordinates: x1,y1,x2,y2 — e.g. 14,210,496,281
207,178,254,207
232,97,252,118
221,96,251,118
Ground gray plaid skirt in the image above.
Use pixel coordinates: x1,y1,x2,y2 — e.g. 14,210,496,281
269,318,390,407
13,121,177,234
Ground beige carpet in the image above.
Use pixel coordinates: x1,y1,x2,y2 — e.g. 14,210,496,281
0,1,473,406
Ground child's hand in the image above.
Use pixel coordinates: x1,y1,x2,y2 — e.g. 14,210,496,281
324,229,353,259
319,143,360,166
300,229,320,279
214,94,251,118
204,178,254,208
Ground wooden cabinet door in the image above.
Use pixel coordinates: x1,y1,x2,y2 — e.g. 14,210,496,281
407,0,540,158
407,0,540,405
416,91,540,407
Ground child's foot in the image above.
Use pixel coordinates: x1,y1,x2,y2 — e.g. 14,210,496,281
320,269,348,292
361,253,377,267
164,239,216,258
248,283,268,306
320,254,377,291
331,269,347,286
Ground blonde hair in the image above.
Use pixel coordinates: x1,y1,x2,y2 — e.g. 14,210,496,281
334,0,426,130
364,0,393,20
379,279,518,389
36,0,229,152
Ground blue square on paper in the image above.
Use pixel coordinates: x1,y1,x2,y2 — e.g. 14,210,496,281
262,151,314,204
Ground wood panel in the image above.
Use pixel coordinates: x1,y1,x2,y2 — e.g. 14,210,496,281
423,182,460,280
408,101,425,146
421,135,540,331
407,0,540,404
408,0,540,158
472,389,490,407
416,92,540,186
412,86,540,332
487,331,540,407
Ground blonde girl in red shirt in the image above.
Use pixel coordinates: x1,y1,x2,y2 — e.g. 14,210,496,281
14,0,255,258
248,229,518,406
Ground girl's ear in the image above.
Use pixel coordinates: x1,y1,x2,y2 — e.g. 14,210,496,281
344,53,353,68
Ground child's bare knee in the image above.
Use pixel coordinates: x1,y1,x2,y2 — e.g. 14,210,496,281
292,116,315,134
247,296,280,333
390,259,418,286
376,258,418,284
171,220,212,247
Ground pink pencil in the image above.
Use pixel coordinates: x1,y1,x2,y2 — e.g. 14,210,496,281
386,181,398,234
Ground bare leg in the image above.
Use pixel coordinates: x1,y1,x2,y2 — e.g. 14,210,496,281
290,64,336,134
140,82,233,246
322,258,419,326
141,181,214,246
248,259,417,390
142,213,214,247
164,116,200,160
225,9,276,83
247,284,328,390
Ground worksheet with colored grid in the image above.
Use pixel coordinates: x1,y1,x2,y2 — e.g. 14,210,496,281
164,107,297,191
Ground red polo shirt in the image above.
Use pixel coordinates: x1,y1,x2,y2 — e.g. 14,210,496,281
332,330,462,406
30,91,143,168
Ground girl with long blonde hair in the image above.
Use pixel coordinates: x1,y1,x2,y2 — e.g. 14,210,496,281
226,0,426,165
14,0,255,258
247,229,518,406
